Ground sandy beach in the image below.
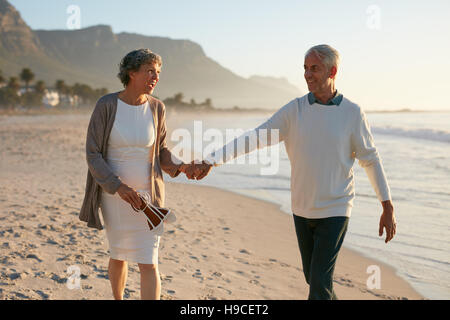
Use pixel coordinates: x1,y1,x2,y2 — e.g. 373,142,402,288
0,112,424,300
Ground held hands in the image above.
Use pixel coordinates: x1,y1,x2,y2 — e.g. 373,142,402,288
116,161,213,208
179,161,213,180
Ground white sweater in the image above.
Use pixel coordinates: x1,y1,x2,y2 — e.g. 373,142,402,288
205,94,391,219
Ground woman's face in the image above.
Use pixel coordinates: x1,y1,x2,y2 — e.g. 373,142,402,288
129,61,161,95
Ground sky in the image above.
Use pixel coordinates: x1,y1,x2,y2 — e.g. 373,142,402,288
9,0,450,111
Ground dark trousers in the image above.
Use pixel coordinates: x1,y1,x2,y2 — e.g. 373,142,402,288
293,215,349,300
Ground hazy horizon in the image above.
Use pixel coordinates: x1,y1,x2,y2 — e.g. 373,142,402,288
9,0,450,111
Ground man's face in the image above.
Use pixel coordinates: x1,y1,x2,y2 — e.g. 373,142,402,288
129,62,161,94
304,52,335,94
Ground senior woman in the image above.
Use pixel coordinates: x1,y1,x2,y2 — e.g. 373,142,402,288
80,48,191,300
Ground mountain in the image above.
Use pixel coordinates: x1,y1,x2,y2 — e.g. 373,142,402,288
0,0,40,53
0,0,301,109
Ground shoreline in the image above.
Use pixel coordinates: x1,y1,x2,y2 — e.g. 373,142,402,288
1,107,450,119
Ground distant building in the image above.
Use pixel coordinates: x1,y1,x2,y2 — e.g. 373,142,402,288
42,90,59,107
58,92,79,108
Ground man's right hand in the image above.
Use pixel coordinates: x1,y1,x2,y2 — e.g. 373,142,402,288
179,163,197,179
116,183,142,209
193,161,213,180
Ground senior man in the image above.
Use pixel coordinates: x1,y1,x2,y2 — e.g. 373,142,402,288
191,44,396,300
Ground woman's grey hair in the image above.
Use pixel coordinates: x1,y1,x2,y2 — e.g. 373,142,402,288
117,48,162,87
305,44,340,71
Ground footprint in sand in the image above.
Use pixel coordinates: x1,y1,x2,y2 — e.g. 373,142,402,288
26,254,42,263
96,273,109,280
217,286,232,295
212,271,222,277
50,273,67,284
239,249,251,255
123,288,136,299
192,269,204,281
38,224,56,231
46,238,59,245
219,252,230,260
8,204,25,209
35,229,45,237
175,224,185,231
12,291,30,299
360,288,390,299
161,274,173,283
235,258,250,265
235,270,246,276
161,293,174,300
334,277,354,288
34,290,50,300
0,228,14,238
43,205,59,211
9,272,26,280
56,254,73,262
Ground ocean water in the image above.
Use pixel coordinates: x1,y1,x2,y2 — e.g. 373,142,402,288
168,111,450,300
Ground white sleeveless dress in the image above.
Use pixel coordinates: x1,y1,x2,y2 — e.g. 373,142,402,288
100,98,163,264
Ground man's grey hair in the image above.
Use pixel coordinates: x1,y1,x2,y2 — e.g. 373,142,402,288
305,44,340,71
118,48,162,87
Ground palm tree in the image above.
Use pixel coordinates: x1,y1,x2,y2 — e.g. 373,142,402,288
8,77,20,92
0,87,21,109
203,98,213,109
72,82,96,104
174,92,184,104
95,88,108,98
20,68,35,91
0,70,5,87
34,80,46,95
55,79,67,96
